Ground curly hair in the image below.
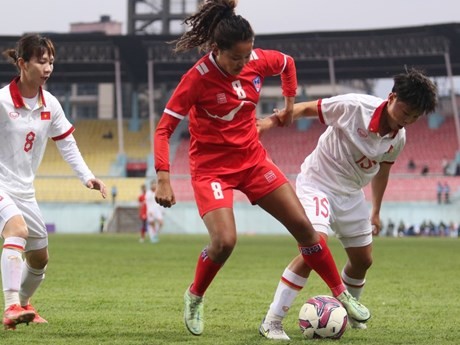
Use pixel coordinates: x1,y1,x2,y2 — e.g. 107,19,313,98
172,0,254,53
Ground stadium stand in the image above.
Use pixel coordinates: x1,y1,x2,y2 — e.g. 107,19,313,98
35,119,153,203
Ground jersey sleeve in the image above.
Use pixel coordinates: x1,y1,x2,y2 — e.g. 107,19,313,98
318,94,358,127
47,94,75,140
154,70,201,172
154,114,181,172
254,49,297,97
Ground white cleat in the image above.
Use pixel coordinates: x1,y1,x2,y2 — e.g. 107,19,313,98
349,317,368,329
259,318,290,340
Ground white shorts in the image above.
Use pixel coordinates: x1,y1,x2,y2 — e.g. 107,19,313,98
296,176,372,248
147,204,164,222
0,190,48,251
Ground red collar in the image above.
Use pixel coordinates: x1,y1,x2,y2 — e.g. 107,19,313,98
368,100,398,138
9,77,46,108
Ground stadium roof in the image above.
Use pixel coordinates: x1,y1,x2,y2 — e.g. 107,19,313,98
1,22,459,85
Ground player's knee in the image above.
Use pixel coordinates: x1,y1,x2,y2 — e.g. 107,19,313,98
358,255,373,271
211,237,236,259
2,216,29,239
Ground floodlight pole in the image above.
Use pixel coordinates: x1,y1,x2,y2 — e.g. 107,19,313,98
114,47,125,155
444,51,460,153
148,48,155,175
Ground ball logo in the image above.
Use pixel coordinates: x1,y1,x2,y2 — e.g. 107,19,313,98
8,112,20,119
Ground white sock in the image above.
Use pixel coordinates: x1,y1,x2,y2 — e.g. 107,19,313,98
19,261,46,307
266,268,307,321
341,269,365,300
147,223,155,241
2,237,26,310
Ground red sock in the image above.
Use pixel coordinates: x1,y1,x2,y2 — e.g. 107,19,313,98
298,236,345,297
189,247,223,297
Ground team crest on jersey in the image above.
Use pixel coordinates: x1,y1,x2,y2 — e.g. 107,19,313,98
216,93,227,104
357,128,368,138
8,111,20,119
264,170,276,183
252,76,261,93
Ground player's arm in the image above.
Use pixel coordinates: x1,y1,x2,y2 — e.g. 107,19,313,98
55,134,107,198
257,100,318,134
370,162,392,235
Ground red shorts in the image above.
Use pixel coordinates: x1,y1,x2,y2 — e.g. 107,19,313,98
191,157,288,217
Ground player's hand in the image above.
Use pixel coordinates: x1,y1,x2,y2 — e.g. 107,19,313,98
86,178,107,199
256,115,280,135
371,224,381,236
155,180,176,208
274,107,294,127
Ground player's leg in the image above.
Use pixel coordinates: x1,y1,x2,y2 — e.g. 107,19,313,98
257,184,370,323
146,221,157,243
1,206,35,330
341,237,373,329
260,182,332,339
140,219,146,242
184,176,235,336
260,253,312,340
333,193,374,328
17,198,49,324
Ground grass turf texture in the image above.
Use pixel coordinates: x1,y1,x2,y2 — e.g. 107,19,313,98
2,234,459,345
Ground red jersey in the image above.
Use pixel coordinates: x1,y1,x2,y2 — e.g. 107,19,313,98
138,193,147,220
154,48,297,176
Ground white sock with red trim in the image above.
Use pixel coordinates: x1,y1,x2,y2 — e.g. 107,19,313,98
2,237,26,310
265,268,308,321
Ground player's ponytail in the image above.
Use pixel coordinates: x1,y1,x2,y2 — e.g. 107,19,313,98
172,0,253,53
2,34,55,73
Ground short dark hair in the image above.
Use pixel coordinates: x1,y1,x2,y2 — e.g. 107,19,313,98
392,68,437,115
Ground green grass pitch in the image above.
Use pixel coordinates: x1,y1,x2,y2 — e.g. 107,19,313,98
2,234,459,345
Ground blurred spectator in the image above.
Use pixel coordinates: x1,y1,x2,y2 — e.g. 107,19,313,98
407,158,416,171
397,220,406,237
138,184,147,243
111,185,118,206
442,156,449,176
443,182,450,204
437,182,443,204
421,165,429,176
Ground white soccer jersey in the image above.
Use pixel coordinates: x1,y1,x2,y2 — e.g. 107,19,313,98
145,189,163,221
0,78,75,200
300,94,405,195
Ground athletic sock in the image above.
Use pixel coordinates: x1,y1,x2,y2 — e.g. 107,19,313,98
298,236,345,297
189,247,223,297
2,237,26,309
266,268,307,320
19,261,46,307
341,269,365,300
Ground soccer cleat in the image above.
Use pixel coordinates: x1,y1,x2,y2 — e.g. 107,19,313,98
3,304,35,330
184,288,204,336
259,318,290,340
348,317,368,329
23,304,48,324
336,290,370,322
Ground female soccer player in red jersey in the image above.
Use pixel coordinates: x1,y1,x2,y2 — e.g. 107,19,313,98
0,34,106,330
153,0,369,337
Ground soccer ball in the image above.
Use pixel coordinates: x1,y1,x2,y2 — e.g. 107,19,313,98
298,295,348,339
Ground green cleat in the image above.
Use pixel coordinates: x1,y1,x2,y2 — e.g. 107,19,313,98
336,290,370,322
184,288,204,336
